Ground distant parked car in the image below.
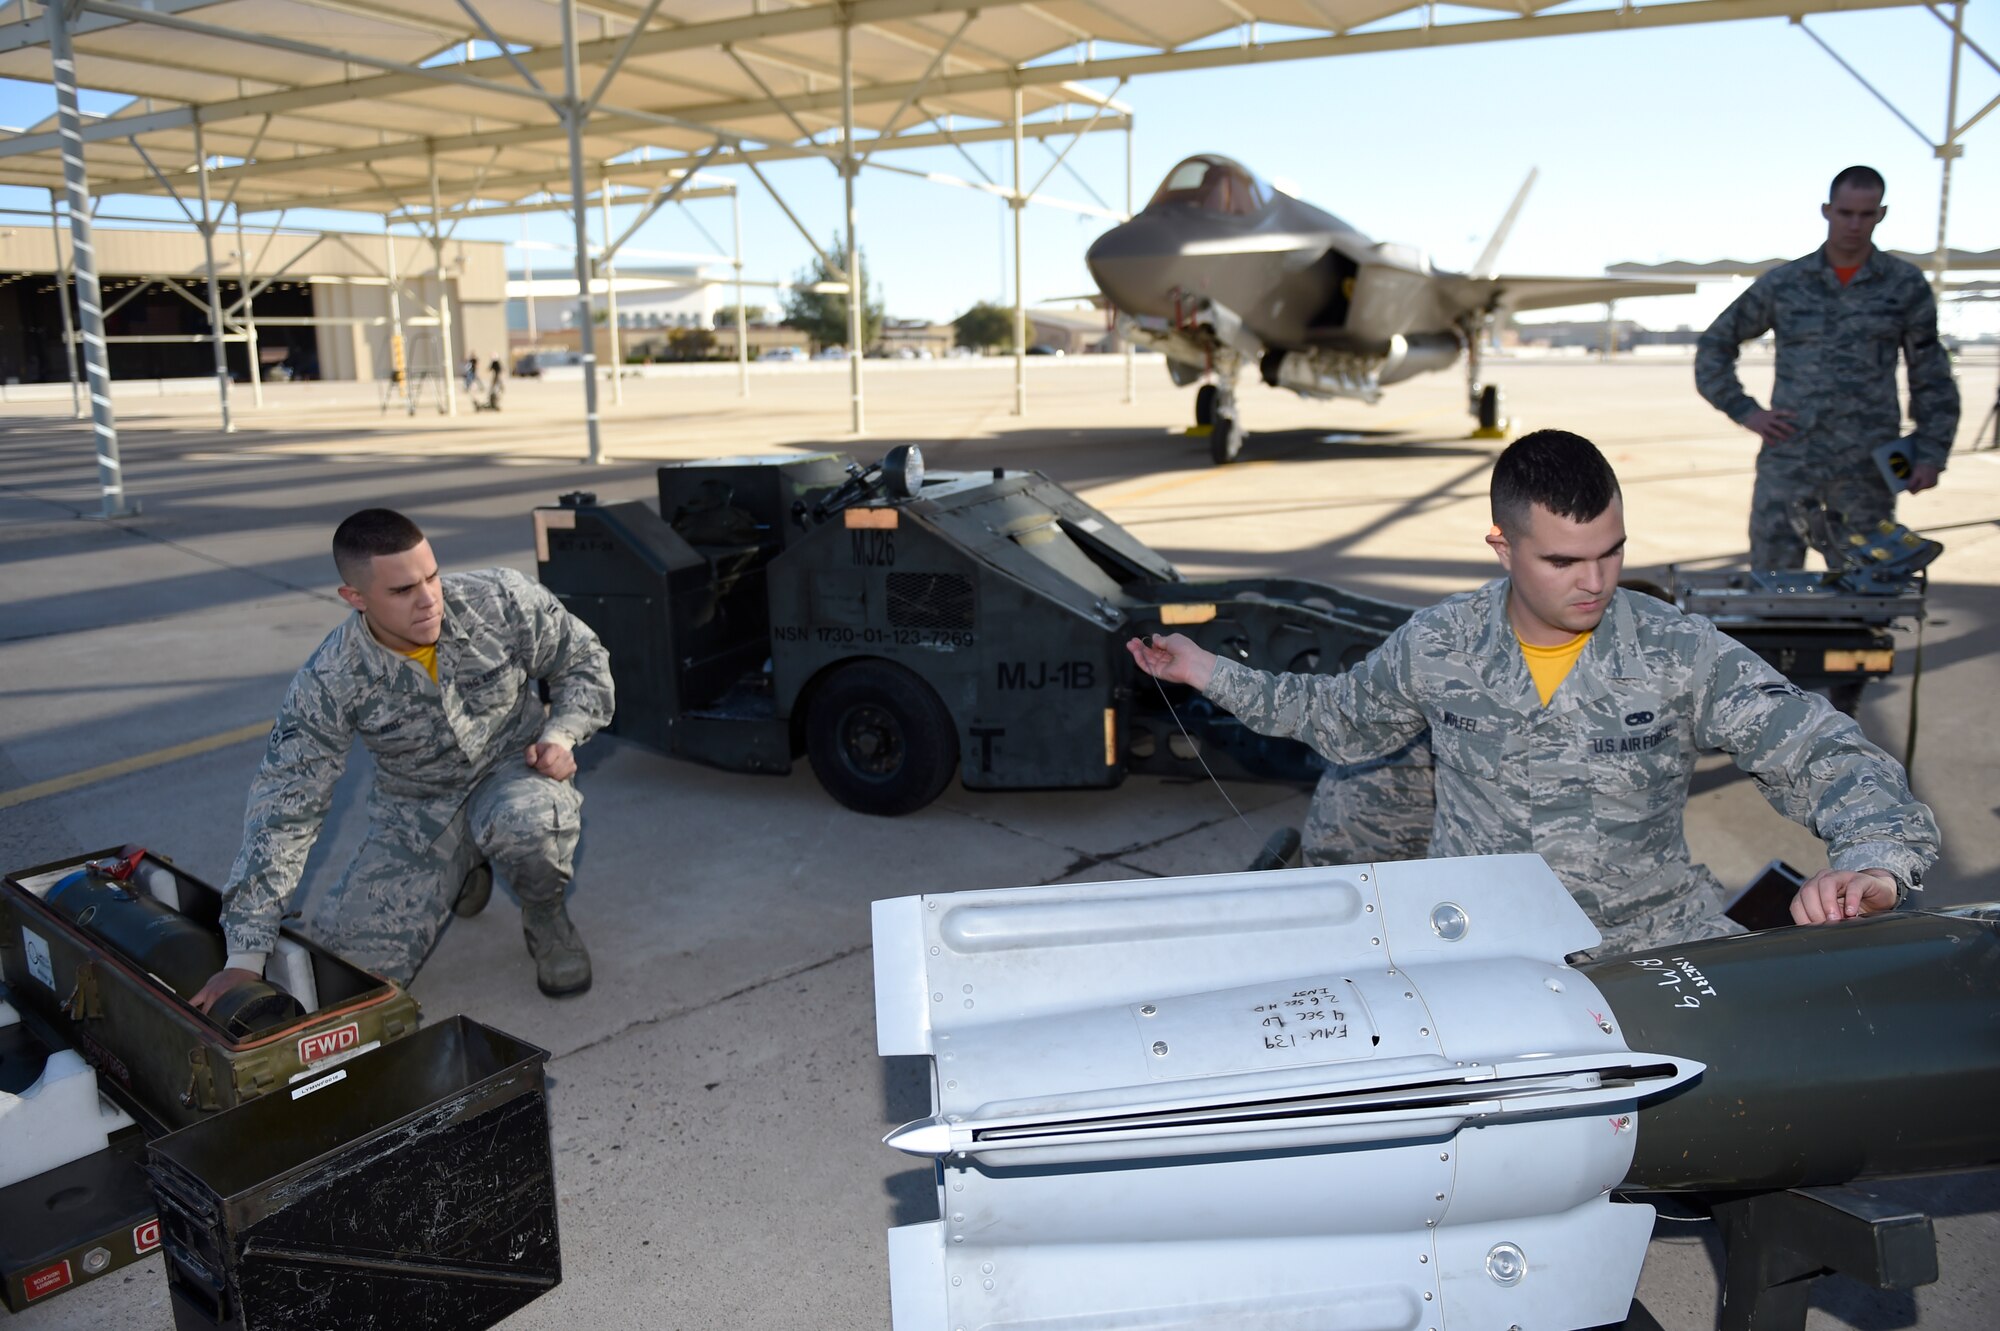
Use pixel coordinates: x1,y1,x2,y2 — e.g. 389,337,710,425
758,346,805,362
514,351,582,376
812,346,849,361
1026,344,1064,356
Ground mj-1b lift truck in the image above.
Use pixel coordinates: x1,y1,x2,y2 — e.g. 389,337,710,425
535,448,1932,817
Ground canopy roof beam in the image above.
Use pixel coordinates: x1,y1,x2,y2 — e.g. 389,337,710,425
599,146,722,264
122,112,1127,212
0,0,1051,157
0,0,227,57
391,181,734,227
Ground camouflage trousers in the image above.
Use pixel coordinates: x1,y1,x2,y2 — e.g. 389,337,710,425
1302,731,1743,957
1749,448,1896,571
1300,734,1436,867
305,763,582,984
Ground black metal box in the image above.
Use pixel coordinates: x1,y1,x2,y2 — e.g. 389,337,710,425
143,1016,560,1330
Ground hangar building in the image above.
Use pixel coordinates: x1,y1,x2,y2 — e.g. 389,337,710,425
0,226,505,385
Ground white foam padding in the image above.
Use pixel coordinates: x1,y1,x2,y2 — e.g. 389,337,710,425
0,1049,137,1191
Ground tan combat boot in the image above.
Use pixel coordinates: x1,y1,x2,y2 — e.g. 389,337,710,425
522,901,592,997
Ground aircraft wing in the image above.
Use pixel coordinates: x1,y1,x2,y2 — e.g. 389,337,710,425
1440,273,1700,315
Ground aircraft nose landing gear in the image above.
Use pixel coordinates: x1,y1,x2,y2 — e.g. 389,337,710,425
1195,377,1246,464
1475,383,1505,435
1465,317,1510,439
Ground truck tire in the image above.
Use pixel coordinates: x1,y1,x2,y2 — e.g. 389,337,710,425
807,660,960,816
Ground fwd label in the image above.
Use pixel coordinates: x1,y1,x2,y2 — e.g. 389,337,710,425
299,1022,361,1065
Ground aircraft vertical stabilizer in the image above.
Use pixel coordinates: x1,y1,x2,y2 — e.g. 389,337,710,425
1471,167,1539,279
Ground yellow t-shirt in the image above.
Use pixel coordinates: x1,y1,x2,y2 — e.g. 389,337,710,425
399,642,438,682
1518,630,1591,706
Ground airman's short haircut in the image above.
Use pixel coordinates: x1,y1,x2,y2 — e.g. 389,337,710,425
1490,430,1620,538
333,508,425,588
1830,165,1886,201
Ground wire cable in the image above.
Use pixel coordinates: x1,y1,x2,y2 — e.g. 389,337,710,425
1146,655,1265,852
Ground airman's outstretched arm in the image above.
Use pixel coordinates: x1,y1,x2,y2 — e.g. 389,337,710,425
1692,626,1937,925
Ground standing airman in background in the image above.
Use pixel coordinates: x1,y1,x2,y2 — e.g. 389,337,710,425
1695,165,1959,569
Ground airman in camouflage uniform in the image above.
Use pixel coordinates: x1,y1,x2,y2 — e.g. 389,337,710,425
1201,579,1936,955
216,564,612,992
1135,429,1937,956
1695,169,1958,569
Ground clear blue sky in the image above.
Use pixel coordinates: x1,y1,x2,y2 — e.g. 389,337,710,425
2,4,1993,333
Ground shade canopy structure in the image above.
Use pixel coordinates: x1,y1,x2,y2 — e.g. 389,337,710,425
1612,249,2000,279
0,0,1984,512
0,0,1147,215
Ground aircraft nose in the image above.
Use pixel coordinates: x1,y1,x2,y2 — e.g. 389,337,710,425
1086,214,1184,316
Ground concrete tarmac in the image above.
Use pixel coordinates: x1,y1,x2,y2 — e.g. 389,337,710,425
2,352,1996,1330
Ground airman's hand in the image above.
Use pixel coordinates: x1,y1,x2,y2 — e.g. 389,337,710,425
1906,462,1941,494
1743,408,1797,447
1789,867,1899,926
190,967,264,1013
525,740,576,781
1126,633,1219,690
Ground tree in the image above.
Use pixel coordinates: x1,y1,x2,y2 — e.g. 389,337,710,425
666,326,718,361
713,304,767,329
954,301,1013,353
780,234,882,351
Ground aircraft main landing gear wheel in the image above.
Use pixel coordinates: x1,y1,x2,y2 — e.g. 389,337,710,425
807,660,960,816
1195,383,1218,427
1477,384,1504,434
1210,413,1245,465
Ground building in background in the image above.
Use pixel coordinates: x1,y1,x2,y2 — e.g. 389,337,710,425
0,227,505,385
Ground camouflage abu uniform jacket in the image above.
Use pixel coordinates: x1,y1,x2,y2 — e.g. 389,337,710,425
220,568,613,956
1695,246,1959,470
1204,578,1938,953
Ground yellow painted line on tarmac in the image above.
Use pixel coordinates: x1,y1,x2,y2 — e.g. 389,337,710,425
0,721,271,811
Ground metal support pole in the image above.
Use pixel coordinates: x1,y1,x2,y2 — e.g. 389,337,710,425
732,183,749,397
47,2,130,517
236,211,263,407
1602,300,1617,362
522,216,538,348
428,150,458,416
562,0,605,464
1011,86,1026,417
384,221,408,406
841,22,864,434
48,188,82,418
1934,2,1966,300
192,119,234,432
601,176,623,405
1123,121,1135,406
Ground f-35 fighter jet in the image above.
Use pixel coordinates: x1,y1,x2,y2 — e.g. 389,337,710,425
1086,156,1697,463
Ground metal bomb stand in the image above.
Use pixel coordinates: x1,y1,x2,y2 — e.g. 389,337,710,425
1,848,560,1327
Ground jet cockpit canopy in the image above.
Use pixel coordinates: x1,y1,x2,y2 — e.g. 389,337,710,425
1147,155,1268,217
